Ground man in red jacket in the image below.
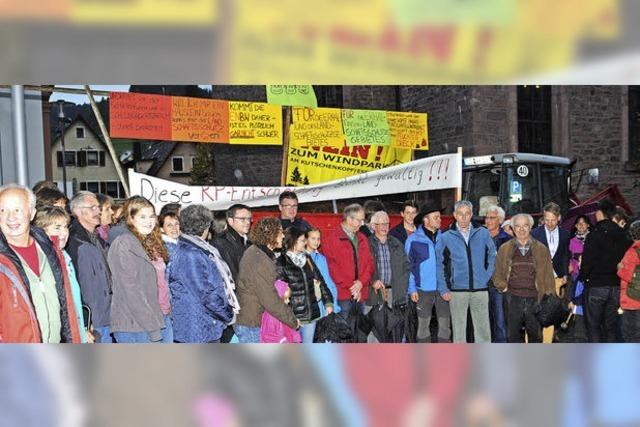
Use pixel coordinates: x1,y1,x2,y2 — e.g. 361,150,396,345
321,203,375,315
0,183,80,343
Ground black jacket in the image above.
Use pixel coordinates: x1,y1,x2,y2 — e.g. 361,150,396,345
276,253,333,323
213,227,250,280
0,226,74,342
531,225,571,278
280,217,312,233
389,222,411,245
578,219,632,287
67,220,113,328
367,234,410,305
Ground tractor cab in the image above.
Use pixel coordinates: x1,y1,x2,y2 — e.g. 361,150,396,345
462,153,573,218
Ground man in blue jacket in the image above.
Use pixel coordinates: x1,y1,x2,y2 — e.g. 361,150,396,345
405,202,451,343
436,200,497,343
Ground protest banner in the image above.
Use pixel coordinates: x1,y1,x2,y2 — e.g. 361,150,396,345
109,92,172,140
267,85,318,108
290,107,344,148
129,151,461,211
171,96,229,143
229,101,283,145
387,111,429,150
342,109,390,146
286,142,412,186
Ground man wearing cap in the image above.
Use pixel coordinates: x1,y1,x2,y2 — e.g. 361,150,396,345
579,199,633,342
405,202,451,343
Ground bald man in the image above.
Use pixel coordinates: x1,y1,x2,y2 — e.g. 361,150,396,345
0,184,79,342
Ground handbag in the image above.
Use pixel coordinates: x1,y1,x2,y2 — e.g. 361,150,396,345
534,293,568,327
259,279,301,343
306,258,323,301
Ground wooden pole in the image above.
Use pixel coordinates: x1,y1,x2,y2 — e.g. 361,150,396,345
455,146,463,202
0,84,111,97
280,106,292,186
83,85,130,197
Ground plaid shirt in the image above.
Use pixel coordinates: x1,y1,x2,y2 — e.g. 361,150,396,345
374,237,392,286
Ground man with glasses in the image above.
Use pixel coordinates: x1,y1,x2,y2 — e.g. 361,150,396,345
322,203,375,315
214,204,252,281
67,191,114,343
214,204,252,343
493,214,556,343
366,210,409,342
278,191,312,232
484,205,512,343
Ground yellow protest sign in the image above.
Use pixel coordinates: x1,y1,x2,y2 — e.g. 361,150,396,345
342,109,390,146
290,107,344,148
267,85,318,108
229,101,282,145
286,143,412,186
387,111,428,150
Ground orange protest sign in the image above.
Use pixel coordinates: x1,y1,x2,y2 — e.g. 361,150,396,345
171,97,229,143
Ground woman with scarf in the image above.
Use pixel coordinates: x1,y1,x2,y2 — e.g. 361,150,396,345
276,227,334,343
166,204,238,343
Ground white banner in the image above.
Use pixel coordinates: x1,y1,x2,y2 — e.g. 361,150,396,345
129,151,462,211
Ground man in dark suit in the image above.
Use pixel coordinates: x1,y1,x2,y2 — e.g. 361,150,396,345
531,202,570,343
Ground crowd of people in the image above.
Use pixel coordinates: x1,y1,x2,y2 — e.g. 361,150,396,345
1,180,639,343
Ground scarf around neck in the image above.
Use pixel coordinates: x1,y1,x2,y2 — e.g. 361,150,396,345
182,234,241,319
287,251,307,269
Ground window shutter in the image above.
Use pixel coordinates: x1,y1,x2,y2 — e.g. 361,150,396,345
57,151,63,167
78,151,87,167
99,151,106,166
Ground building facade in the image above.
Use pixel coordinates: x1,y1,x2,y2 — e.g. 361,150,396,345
51,116,125,199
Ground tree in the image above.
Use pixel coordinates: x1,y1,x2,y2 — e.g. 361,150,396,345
303,176,310,185
190,143,216,185
290,167,302,184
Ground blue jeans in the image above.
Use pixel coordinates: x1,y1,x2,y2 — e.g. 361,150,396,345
94,326,112,344
161,315,174,343
585,286,622,343
489,285,507,343
622,310,640,343
300,322,317,343
233,325,261,343
113,331,159,343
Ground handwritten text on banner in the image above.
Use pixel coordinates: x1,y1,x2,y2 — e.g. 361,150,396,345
129,151,462,211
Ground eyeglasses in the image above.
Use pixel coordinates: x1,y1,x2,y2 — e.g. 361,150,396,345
281,204,298,209
373,222,390,226
233,217,252,222
80,205,100,211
